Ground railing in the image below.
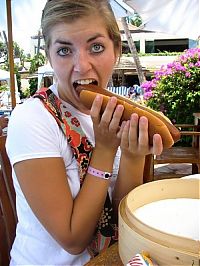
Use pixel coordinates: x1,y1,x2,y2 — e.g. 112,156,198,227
107,86,129,97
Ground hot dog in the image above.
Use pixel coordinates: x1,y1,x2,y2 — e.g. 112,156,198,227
77,84,180,148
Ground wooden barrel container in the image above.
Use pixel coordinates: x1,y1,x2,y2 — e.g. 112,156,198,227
118,178,200,265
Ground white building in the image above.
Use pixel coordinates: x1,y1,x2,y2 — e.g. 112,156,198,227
29,20,198,57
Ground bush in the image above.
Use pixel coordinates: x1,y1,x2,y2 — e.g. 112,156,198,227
142,48,200,124
29,78,38,96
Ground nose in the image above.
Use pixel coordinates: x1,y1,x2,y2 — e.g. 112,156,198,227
73,51,92,74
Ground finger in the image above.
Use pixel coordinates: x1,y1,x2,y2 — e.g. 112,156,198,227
117,120,126,139
129,113,139,148
152,134,163,155
120,120,130,148
138,116,149,147
109,104,124,133
90,94,103,124
100,97,118,126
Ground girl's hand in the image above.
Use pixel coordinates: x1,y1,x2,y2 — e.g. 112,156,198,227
90,94,124,155
118,113,163,158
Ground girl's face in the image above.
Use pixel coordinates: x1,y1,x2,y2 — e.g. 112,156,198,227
48,14,118,113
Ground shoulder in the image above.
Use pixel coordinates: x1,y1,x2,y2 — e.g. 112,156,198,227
11,97,53,120
6,98,67,165
9,97,59,132
7,97,62,152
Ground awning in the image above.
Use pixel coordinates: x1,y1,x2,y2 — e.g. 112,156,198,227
124,0,200,40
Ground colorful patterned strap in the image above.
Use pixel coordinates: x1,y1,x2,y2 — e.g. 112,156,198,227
33,88,118,257
33,88,92,181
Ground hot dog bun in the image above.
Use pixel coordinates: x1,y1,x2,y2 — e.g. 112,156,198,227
77,84,180,148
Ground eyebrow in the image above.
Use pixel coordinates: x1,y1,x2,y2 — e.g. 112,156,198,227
54,33,105,46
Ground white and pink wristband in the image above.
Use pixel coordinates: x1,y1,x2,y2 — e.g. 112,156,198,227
87,166,112,180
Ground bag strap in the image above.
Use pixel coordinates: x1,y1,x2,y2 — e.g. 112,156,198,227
33,88,92,181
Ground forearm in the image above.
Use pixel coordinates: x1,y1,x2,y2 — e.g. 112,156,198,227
65,147,116,253
112,154,145,216
15,150,116,255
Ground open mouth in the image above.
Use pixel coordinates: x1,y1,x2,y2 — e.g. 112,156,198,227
73,79,98,96
73,79,98,89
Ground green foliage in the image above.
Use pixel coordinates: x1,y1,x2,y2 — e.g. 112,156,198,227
0,85,9,92
28,78,38,96
13,42,26,68
123,51,182,57
21,88,31,99
129,13,142,27
29,53,45,74
0,42,8,63
28,53,45,96
0,41,45,100
142,48,200,124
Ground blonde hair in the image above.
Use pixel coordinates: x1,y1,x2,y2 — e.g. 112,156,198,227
41,0,121,56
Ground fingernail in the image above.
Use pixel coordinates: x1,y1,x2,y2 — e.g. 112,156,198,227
140,116,147,123
116,105,124,111
96,94,102,101
131,113,138,119
125,120,130,127
110,96,117,103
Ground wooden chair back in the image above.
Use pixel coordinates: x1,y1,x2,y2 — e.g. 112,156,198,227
143,154,154,183
0,135,17,265
152,124,200,180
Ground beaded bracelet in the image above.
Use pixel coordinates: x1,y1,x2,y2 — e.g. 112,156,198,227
87,166,112,180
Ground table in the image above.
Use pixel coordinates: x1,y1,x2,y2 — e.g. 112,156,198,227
85,242,123,266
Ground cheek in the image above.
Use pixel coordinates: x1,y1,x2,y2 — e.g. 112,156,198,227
104,65,114,79
52,64,69,83
49,54,68,79
100,55,116,77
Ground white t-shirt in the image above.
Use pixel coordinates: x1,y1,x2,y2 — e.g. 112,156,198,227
6,84,120,266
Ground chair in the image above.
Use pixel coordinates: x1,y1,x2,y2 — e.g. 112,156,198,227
0,135,17,265
143,154,154,183
152,124,200,180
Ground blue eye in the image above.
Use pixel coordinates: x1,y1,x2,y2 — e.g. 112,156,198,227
91,44,104,53
57,47,71,56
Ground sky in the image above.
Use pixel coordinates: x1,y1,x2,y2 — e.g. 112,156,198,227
0,0,134,54
1,0,198,55
0,0,47,53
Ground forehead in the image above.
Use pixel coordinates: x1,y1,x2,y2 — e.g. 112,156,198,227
49,14,110,43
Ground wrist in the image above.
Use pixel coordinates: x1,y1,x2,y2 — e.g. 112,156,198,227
93,145,117,159
89,147,115,174
120,152,145,165
88,166,112,180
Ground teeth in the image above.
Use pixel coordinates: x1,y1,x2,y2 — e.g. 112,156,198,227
75,79,94,85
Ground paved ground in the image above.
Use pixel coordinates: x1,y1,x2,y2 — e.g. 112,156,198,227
154,163,192,180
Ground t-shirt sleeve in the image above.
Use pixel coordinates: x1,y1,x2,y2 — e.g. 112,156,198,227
6,98,65,166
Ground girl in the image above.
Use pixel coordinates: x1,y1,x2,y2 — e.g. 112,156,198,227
6,1,162,265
